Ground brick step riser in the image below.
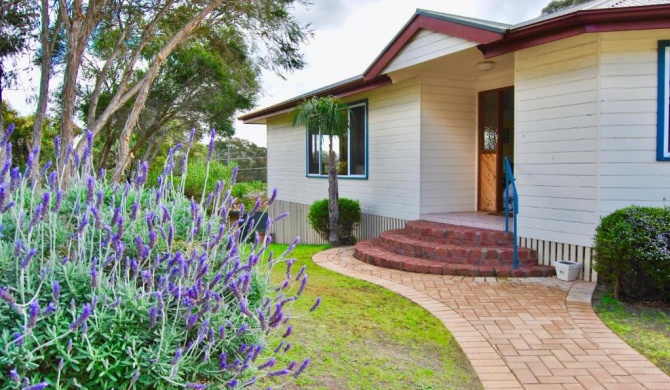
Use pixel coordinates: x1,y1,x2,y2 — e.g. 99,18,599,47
404,225,514,247
353,245,555,278
378,235,538,266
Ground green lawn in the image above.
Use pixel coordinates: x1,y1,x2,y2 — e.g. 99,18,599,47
265,245,481,390
592,287,670,375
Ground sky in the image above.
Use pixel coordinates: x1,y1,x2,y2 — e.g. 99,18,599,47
236,0,550,146
5,0,550,147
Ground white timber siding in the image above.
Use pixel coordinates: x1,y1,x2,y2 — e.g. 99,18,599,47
515,34,601,248
384,30,478,74
599,29,670,215
265,77,421,243
419,73,477,214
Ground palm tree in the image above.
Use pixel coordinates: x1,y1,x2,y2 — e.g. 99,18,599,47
293,96,349,246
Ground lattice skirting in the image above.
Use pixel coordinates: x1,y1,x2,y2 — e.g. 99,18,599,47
518,237,596,282
268,200,407,246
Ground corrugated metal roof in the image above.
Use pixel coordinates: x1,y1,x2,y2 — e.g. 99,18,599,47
416,9,510,33
515,0,670,28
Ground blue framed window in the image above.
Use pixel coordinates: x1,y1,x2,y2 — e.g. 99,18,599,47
307,101,368,178
657,40,670,161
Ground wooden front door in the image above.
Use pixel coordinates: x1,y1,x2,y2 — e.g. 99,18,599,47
478,87,514,213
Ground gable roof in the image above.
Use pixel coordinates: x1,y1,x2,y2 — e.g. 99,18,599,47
240,0,670,124
362,10,508,81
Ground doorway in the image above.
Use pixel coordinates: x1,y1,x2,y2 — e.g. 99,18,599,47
478,87,514,213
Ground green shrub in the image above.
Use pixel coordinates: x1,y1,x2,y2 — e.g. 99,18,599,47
182,159,237,200
593,206,670,303
307,198,361,245
231,180,267,211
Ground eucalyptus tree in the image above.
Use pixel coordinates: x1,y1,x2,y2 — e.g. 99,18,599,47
293,96,349,246
34,0,310,180
84,23,260,172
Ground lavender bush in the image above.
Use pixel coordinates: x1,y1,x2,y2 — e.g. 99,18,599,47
0,125,318,389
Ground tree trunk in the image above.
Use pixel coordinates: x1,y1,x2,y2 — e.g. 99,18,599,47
30,0,55,181
97,126,116,171
328,137,340,246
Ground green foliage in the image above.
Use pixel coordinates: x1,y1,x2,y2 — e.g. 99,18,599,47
293,96,348,139
593,206,670,303
307,198,361,244
541,0,591,15
1,102,58,167
182,159,237,200
231,181,267,211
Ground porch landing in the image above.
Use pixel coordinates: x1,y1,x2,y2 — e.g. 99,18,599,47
421,212,508,232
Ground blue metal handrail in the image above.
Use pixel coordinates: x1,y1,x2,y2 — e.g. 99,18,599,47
503,156,518,269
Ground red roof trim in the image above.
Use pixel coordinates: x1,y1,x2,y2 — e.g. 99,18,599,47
238,75,392,123
480,5,670,58
363,15,503,80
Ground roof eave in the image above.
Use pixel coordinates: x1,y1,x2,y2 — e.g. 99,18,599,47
238,75,393,124
480,4,670,58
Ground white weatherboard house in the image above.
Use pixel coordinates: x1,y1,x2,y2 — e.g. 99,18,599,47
241,0,670,281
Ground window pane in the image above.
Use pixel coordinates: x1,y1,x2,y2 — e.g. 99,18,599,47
338,132,348,175
320,134,330,175
350,105,366,175
308,127,320,174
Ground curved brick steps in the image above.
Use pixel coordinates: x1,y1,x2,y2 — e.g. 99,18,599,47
354,240,555,277
405,220,514,246
378,229,538,266
352,220,555,278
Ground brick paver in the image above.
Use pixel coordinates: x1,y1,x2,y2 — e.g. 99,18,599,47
313,247,670,390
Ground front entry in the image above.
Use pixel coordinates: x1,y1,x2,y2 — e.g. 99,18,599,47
478,87,514,213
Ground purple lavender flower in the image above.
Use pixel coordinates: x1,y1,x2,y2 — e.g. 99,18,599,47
0,286,21,313
171,348,183,365
43,302,56,315
13,332,24,346
10,167,21,192
219,352,227,369
296,275,307,297
186,314,198,330
207,129,216,162
0,123,14,146
53,135,60,154
20,248,37,270
90,266,98,288
53,190,62,213
22,382,49,390
130,369,140,385
227,379,238,388
267,369,290,378
310,297,321,312
149,307,158,328
185,383,205,389
187,128,196,147
47,170,58,189
293,358,310,378
70,303,92,331
28,300,39,329
282,326,292,338
269,188,278,205
9,369,19,382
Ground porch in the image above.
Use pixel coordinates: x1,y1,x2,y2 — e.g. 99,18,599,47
420,211,508,232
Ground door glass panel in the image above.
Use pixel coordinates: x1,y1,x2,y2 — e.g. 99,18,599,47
482,92,498,152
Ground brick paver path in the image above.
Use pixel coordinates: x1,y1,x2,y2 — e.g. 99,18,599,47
313,247,670,390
